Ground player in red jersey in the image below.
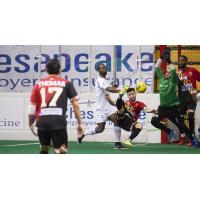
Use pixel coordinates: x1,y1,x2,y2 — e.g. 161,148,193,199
28,59,83,154
115,86,156,147
177,55,200,145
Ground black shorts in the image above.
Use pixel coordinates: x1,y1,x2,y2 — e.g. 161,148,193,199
117,114,136,131
179,101,197,115
38,129,68,149
155,105,180,121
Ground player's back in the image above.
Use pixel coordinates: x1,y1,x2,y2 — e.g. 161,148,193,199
31,75,77,130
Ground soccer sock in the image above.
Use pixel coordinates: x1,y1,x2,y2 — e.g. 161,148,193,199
129,128,141,140
188,112,195,134
116,97,124,110
113,126,121,143
84,127,102,136
177,123,194,140
170,115,195,141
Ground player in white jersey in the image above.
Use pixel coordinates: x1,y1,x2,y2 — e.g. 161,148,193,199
77,64,127,149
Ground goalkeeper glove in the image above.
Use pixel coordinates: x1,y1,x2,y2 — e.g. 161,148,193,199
160,47,171,64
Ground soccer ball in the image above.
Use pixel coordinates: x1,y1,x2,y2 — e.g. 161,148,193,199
136,81,147,93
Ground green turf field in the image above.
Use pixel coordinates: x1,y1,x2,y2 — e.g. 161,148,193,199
0,140,200,154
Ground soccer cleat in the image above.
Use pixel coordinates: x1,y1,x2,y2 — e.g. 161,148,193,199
77,134,85,144
119,85,130,96
178,137,186,145
195,140,200,148
122,139,134,147
187,140,192,147
113,142,128,150
191,138,199,148
168,129,175,143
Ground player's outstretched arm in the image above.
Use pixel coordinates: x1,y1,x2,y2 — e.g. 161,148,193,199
155,58,163,68
143,106,156,113
105,94,116,106
193,92,200,102
106,86,120,93
154,58,164,80
71,96,84,137
190,89,198,96
28,104,38,136
155,47,171,69
161,47,171,64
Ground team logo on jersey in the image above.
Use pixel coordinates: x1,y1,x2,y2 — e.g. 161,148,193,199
177,71,190,84
124,102,135,116
183,76,189,84
177,71,183,80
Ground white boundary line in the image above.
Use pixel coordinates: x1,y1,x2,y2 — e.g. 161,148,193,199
1,142,199,150
133,144,200,150
1,142,40,147
133,143,147,147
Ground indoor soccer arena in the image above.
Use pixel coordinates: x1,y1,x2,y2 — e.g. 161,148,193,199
0,45,200,154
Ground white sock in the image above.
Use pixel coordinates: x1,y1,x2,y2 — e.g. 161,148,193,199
84,127,99,136
113,126,121,143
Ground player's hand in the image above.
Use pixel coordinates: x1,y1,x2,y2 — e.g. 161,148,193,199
190,89,197,95
29,124,38,137
151,109,157,113
77,124,84,137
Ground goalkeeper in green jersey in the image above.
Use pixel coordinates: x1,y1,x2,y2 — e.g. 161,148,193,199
151,48,196,146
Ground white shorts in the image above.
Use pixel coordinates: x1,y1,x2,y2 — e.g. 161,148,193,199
95,107,117,123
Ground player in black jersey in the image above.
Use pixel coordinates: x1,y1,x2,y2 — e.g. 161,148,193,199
28,59,83,154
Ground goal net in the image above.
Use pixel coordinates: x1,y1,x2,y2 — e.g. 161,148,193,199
155,45,200,142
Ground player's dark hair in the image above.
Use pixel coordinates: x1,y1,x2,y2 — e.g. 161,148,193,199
180,55,188,61
127,87,135,93
46,59,61,75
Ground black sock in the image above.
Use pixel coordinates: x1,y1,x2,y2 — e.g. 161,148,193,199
115,142,121,145
188,112,195,134
129,128,142,140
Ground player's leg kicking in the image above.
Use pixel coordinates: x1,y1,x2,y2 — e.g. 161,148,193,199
77,111,127,149
115,85,143,147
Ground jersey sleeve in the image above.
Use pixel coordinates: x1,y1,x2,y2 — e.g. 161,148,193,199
139,101,146,110
96,78,109,90
171,68,178,83
67,82,78,99
155,67,163,80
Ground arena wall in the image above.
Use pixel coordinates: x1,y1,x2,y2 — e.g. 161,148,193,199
0,93,161,143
